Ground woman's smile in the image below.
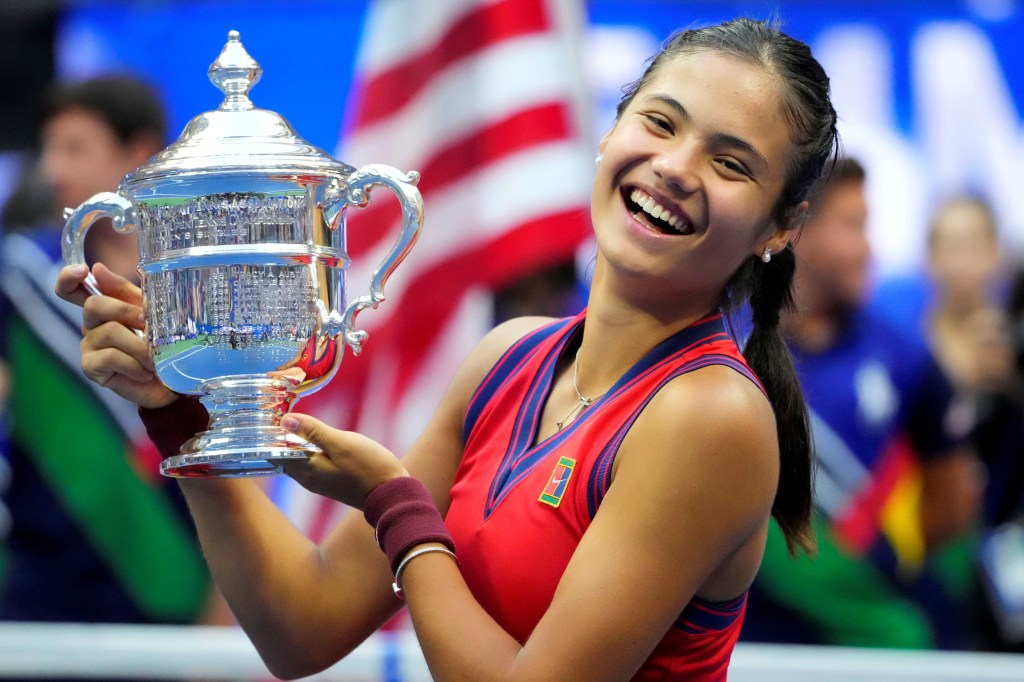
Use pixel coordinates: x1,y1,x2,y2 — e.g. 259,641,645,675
623,187,695,235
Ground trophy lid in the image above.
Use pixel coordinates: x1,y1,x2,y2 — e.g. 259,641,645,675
124,31,352,185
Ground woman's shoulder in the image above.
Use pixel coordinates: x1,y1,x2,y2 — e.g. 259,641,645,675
654,363,776,436
608,363,780,578
622,362,779,492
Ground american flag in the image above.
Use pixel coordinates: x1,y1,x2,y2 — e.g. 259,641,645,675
273,0,594,540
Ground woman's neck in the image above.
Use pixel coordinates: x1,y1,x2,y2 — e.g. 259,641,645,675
577,261,716,393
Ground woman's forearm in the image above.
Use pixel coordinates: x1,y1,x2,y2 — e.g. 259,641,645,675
177,478,398,678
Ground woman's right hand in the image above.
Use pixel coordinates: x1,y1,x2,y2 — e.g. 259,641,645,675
55,262,177,409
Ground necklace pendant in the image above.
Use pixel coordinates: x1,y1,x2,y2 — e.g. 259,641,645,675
556,398,589,431
556,347,603,431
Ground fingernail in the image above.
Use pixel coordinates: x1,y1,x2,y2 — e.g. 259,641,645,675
281,415,300,432
70,264,89,276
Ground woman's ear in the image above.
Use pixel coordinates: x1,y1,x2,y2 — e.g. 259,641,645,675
758,233,790,262
758,201,808,260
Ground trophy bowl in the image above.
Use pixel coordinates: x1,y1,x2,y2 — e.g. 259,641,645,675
60,31,423,478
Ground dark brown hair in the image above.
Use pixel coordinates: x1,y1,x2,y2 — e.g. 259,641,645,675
42,75,167,147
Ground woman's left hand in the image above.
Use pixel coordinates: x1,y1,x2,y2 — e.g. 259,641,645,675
279,413,409,510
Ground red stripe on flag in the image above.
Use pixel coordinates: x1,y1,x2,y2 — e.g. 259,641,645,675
354,0,550,127
419,103,572,195
347,102,575,256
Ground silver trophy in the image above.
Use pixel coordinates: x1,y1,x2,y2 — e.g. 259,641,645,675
60,31,423,478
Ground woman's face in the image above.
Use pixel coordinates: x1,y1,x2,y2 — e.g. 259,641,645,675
591,51,798,301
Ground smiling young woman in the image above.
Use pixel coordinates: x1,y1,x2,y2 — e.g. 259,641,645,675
56,17,837,682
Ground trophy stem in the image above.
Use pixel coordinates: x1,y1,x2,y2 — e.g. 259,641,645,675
160,375,319,478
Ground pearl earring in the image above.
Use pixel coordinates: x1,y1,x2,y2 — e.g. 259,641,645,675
595,153,603,165
761,247,772,263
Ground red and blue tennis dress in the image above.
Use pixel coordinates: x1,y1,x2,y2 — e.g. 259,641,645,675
446,309,762,680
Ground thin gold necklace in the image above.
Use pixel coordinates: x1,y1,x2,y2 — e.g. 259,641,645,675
556,348,602,430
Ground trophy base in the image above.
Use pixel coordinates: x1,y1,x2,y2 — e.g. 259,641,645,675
159,375,317,478
161,442,315,478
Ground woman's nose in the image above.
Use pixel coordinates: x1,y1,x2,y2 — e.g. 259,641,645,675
650,142,702,195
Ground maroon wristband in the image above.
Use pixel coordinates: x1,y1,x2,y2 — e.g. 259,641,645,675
363,476,455,574
138,398,209,459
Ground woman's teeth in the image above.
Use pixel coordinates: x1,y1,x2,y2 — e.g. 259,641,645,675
629,189,690,234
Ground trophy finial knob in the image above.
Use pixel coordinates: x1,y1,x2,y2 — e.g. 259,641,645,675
209,30,262,111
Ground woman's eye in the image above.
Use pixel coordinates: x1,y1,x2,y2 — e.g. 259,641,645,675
718,158,750,176
644,114,673,132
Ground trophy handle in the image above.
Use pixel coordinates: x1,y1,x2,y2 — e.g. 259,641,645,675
60,191,140,297
333,164,423,356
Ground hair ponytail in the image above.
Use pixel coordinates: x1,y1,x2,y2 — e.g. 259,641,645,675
734,247,814,555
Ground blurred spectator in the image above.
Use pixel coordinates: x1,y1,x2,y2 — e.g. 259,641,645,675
925,196,1024,528
742,158,984,650
925,196,1024,650
0,75,220,631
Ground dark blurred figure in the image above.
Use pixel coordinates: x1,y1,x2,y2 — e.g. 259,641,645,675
742,158,984,650
969,236,1024,650
0,4,57,153
0,3,60,580
0,76,219,633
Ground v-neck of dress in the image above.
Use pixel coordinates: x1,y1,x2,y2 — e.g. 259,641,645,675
483,309,730,517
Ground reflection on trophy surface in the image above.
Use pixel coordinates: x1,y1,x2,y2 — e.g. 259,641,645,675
60,31,423,478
